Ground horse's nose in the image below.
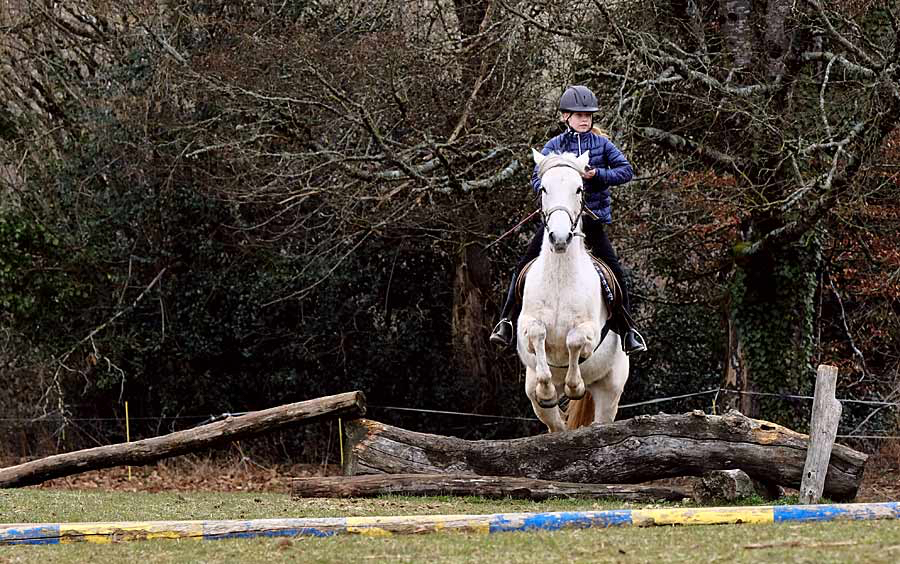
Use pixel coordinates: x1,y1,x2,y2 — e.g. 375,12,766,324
548,231,570,252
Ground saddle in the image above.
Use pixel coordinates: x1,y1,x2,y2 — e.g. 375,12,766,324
515,254,623,318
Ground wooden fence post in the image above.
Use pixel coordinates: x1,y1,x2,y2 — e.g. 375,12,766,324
799,364,842,504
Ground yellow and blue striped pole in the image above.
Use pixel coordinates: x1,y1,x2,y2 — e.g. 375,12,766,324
2,502,899,544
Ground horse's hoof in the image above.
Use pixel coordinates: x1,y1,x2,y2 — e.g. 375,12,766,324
565,387,585,400
538,398,558,409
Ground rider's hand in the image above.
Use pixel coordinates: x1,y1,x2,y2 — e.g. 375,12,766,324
581,167,596,179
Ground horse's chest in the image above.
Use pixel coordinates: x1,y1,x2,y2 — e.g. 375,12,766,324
542,325,576,351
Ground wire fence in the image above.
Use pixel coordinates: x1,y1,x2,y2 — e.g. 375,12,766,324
3,387,899,438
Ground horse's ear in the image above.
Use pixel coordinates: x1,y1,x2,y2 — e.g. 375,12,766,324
532,148,546,166
576,151,590,170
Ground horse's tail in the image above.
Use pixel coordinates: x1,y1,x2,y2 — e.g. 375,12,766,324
565,391,595,430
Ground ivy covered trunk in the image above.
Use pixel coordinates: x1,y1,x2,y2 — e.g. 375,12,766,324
724,230,822,431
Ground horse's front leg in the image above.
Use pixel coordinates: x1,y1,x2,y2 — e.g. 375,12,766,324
564,322,596,400
520,319,557,409
525,368,567,433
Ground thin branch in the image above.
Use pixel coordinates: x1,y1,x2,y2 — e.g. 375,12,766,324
261,231,372,307
636,126,744,169
827,275,871,383
805,0,879,69
56,269,167,363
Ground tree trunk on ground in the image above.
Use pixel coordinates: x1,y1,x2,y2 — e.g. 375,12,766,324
344,410,867,501
292,473,689,501
0,392,366,488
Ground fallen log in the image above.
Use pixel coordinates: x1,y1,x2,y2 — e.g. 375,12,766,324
291,473,689,501
0,391,366,488
345,410,867,501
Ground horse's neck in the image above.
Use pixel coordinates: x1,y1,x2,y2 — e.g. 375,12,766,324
538,237,591,283
532,237,607,322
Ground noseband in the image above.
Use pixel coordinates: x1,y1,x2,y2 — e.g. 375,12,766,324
536,159,588,238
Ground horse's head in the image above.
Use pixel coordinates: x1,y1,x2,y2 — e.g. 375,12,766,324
532,149,590,254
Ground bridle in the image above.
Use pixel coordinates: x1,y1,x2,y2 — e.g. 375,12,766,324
536,159,590,239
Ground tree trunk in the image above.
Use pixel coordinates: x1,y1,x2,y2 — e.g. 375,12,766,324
721,0,752,68
292,474,689,501
345,410,867,501
726,235,822,429
451,244,491,382
0,392,366,488
453,0,492,38
764,0,793,77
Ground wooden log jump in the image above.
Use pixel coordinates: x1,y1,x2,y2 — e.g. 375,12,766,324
0,391,366,488
292,473,690,501
344,409,868,501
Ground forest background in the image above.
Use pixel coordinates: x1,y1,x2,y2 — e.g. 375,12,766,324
1,0,898,464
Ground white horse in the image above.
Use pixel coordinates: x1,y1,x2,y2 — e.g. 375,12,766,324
517,149,629,433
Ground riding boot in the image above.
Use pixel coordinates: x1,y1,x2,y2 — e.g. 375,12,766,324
619,308,647,356
489,271,518,347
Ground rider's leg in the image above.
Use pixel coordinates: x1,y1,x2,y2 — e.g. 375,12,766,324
583,218,647,355
489,270,518,346
490,224,544,347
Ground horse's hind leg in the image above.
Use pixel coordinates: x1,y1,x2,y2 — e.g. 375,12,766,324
563,322,595,400
589,356,629,424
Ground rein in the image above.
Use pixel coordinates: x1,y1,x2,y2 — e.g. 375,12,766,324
483,209,540,250
484,155,600,249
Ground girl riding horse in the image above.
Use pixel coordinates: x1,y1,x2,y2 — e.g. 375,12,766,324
490,85,647,355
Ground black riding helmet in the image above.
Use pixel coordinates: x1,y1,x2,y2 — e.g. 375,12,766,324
559,85,599,113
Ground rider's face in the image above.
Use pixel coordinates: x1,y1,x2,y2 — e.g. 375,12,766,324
561,111,593,133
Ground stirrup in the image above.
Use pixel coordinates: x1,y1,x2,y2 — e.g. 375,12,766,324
489,318,513,346
624,328,647,356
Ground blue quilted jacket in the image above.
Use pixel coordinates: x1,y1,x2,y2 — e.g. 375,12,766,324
531,129,633,224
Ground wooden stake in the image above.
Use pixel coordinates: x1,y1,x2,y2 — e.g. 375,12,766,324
125,400,131,481
799,364,842,504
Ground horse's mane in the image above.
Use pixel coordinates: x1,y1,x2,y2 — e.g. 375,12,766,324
536,152,582,181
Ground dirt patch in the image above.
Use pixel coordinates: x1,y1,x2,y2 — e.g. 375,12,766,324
23,456,342,494
856,442,900,502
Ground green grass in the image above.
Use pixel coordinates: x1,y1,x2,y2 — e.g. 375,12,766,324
2,490,900,563
0,489,630,523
